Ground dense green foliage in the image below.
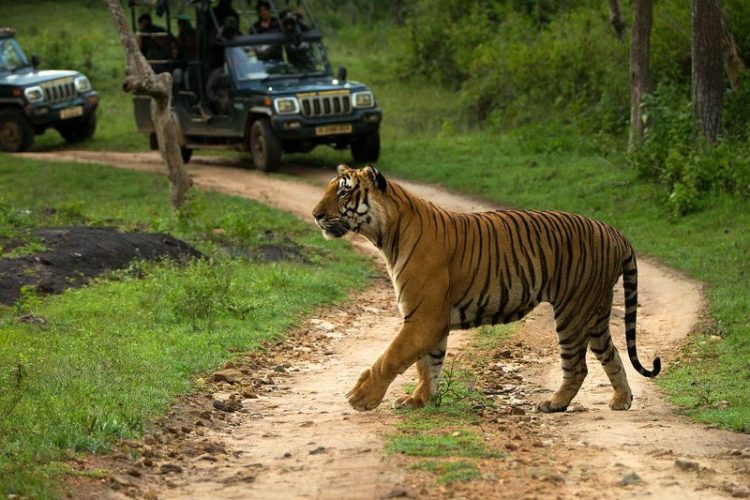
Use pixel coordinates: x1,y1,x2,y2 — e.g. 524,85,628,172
0,158,370,497
389,0,750,211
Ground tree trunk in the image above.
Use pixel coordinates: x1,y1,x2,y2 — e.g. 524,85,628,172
629,0,653,150
691,0,724,142
608,0,626,41
103,0,192,210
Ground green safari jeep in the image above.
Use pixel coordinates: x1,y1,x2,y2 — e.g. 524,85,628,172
0,27,99,152
130,0,382,171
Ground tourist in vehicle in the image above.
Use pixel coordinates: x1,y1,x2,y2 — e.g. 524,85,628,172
211,0,240,31
253,0,281,33
137,13,172,73
175,14,197,61
205,63,233,115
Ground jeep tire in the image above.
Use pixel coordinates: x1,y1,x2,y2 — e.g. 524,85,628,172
249,118,281,172
350,130,380,164
0,108,34,152
56,113,97,143
149,132,193,163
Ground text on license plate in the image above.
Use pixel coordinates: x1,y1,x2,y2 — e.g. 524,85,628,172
60,106,84,120
315,124,352,136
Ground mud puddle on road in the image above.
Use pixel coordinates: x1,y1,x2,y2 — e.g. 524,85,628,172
19,151,750,499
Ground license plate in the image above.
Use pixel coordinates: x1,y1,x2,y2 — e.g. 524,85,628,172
315,124,352,136
60,106,83,120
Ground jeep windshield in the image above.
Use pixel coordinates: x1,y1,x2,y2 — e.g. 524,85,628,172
0,37,30,73
227,40,328,82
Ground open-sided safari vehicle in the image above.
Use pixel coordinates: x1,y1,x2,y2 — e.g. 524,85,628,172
0,27,98,152
130,0,382,171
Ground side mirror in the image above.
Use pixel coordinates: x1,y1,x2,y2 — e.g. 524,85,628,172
337,65,347,82
31,54,40,67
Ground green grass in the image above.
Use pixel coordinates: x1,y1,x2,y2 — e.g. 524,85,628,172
411,460,481,485
0,156,371,497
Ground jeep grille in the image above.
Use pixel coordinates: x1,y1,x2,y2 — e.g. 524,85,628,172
299,93,351,118
41,78,77,104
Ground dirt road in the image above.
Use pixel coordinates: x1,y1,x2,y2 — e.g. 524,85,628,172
20,151,750,499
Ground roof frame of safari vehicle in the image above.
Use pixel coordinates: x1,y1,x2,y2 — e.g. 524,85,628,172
128,0,381,171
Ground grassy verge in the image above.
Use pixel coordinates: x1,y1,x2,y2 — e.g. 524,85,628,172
0,156,371,497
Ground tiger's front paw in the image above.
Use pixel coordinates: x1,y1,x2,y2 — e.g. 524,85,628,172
346,368,388,411
392,394,427,410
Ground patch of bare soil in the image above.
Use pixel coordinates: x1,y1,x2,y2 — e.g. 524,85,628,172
19,151,750,499
0,226,200,305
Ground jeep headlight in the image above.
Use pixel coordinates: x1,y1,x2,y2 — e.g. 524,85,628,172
74,76,92,93
352,91,374,109
274,97,300,114
24,86,44,103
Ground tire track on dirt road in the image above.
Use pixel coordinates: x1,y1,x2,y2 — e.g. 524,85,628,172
18,151,750,499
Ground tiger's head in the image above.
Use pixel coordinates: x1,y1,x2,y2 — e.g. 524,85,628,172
312,164,388,241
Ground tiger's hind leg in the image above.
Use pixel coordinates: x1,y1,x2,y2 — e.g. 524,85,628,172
537,310,592,413
589,294,632,410
392,337,448,410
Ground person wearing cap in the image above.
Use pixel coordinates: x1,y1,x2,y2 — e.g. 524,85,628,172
175,14,197,61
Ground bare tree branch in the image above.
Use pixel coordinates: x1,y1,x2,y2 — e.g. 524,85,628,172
720,13,748,91
103,0,192,211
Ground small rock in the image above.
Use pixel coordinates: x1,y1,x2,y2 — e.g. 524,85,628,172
143,457,154,467
211,369,244,384
110,474,134,488
165,425,179,434
619,471,644,486
181,426,192,434
126,468,142,478
509,407,526,416
213,398,242,413
309,446,327,455
731,486,750,498
195,420,205,427
387,490,409,498
674,458,700,471
300,421,314,428
282,452,292,458
159,463,183,474
709,335,722,343
197,453,218,462
199,411,212,420
241,386,258,399
505,443,519,451
273,365,287,373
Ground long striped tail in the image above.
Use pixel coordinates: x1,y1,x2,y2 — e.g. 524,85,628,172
623,250,661,378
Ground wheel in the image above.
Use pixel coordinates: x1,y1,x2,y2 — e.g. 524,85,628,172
0,108,34,152
250,118,281,172
56,113,96,143
150,133,193,163
180,146,193,164
350,130,380,164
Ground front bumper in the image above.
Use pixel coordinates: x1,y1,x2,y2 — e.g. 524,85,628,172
25,91,99,128
270,108,381,142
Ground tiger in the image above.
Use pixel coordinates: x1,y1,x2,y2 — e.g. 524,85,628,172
312,164,660,413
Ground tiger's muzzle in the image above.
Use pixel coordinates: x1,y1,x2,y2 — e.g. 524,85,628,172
315,216,350,238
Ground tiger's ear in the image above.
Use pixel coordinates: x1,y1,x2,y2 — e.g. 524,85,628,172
363,164,387,192
337,163,353,175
